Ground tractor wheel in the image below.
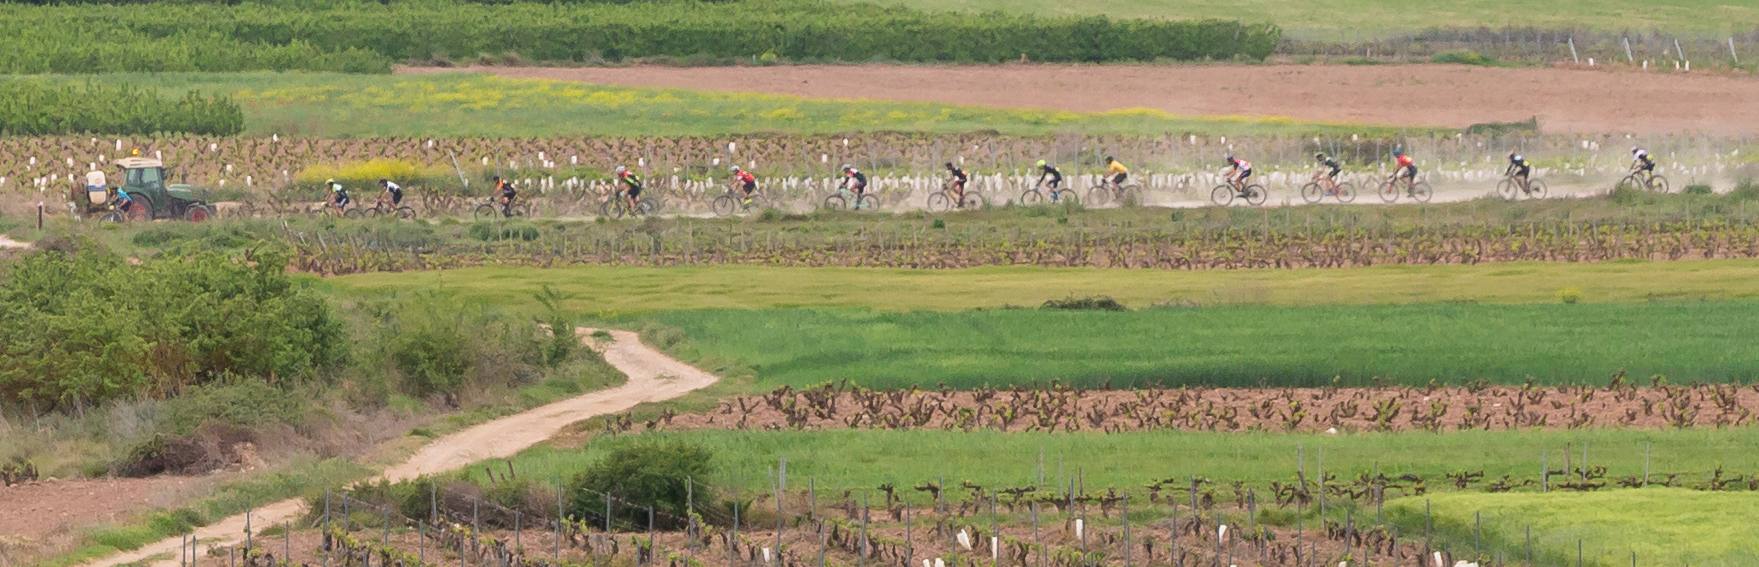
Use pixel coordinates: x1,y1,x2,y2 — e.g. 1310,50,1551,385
184,204,214,222
129,195,155,221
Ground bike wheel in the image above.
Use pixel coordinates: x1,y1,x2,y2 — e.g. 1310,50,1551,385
1210,185,1235,206
1054,190,1078,206
1117,186,1142,207
1648,175,1670,194
926,192,951,213
855,194,880,211
342,208,365,219
1497,179,1519,201
1527,180,1548,200
1378,181,1400,203
395,206,417,220
1300,182,1324,204
823,194,848,211
712,195,737,217
100,210,124,223
1085,186,1112,207
1336,182,1358,203
1410,182,1433,203
1020,190,1045,206
1243,185,1268,207
473,204,497,221
960,192,987,209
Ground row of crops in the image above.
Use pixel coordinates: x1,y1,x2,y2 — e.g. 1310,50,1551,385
0,0,1280,74
0,80,242,136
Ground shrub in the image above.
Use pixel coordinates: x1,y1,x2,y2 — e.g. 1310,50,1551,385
1683,184,1714,195
468,221,541,242
1431,50,1501,66
1728,179,1759,201
157,380,302,436
1042,296,1128,311
1557,287,1583,304
0,240,346,408
567,439,715,530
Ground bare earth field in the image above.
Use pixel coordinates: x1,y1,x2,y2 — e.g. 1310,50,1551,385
404,64,1759,136
0,476,217,541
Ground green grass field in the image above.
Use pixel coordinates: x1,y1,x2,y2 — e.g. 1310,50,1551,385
831,0,1759,38
41,72,1408,138
471,428,1759,496
647,303,1759,387
327,260,1759,316
1388,489,1759,566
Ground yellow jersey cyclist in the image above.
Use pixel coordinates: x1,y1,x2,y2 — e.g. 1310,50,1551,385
1630,147,1656,177
1103,156,1129,191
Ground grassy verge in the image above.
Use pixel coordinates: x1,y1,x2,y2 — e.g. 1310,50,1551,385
827,0,1758,38
329,259,1759,316
38,72,1421,138
639,302,1759,387
461,428,1759,496
1387,489,1759,566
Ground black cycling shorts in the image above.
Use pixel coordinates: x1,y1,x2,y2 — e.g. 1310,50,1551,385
1327,167,1341,179
1111,173,1127,185
1514,166,1531,177
1640,161,1656,172
1401,166,1418,179
335,195,350,206
626,185,642,197
1238,169,1252,181
741,180,757,192
388,189,403,205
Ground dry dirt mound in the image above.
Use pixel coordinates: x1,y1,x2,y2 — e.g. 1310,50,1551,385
405,64,1759,136
82,328,719,567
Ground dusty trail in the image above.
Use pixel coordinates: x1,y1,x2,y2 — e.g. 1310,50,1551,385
82,328,718,567
405,64,1759,135
0,234,27,249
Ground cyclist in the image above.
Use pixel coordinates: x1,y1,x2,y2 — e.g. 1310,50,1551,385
840,164,868,206
730,165,758,205
1035,160,1064,201
1505,152,1533,192
945,162,969,207
493,175,516,215
1225,155,1253,192
614,165,643,211
327,178,350,212
113,185,135,216
379,178,403,207
1104,156,1129,192
1313,152,1342,192
1393,150,1418,196
1631,147,1656,178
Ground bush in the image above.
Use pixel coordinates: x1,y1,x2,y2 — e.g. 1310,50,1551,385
0,240,346,408
568,439,715,530
1557,287,1583,304
1042,296,1129,311
0,79,243,135
1683,184,1714,195
468,221,541,242
157,380,302,436
1728,179,1759,201
1431,50,1501,66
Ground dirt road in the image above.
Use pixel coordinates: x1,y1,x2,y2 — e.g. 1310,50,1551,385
0,235,26,249
82,328,718,567
404,64,1759,135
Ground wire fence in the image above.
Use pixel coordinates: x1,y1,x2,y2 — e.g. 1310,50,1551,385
1278,26,1759,70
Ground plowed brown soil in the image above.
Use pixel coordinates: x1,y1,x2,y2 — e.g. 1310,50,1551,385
403,64,1759,135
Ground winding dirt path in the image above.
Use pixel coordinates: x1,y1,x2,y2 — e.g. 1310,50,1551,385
0,234,27,249
82,328,718,567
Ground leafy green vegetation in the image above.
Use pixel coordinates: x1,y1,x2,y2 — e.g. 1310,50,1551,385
1388,489,1759,566
646,302,1759,388
0,0,1276,74
0,80,243,135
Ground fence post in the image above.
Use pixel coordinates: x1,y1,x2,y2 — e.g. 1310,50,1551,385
687,477,696,552
648,506,656,566
732,492,740,567
1031,503,1042,567
284,520,290,565
1644,442,1652,486
1122,496,1131,567
775,457,786,566
1569,36,1580,63
860,494,870,567
1624,37,1635,63
322,490,330,567
1733,37,1743,64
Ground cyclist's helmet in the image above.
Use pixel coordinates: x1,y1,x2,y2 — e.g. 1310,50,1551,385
1225,154,1237,165
1035,160,1047,168
944,162,955,169
326,178,338,190
1105,156,1115,163
615,165,627,174
377,178,388,185
1314,153,1326,160
842,164,854,172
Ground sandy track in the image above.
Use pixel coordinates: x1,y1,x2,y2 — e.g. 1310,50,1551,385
0,235,26,249
82,328,718,567
403,64,1759,135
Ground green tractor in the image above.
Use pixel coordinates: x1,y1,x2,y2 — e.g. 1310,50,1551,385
76,157,216,222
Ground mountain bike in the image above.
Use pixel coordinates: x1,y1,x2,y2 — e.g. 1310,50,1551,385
1377,174,1433,203
1616,170,1670,194
926,180,986,212
314,199,366,219
474,196,531,220
1210,180,1267,207
1300,176,1356,204
823,184,879,211
1496,175,1548,201
711,187,768,217
1085,178,1143,207
1020,180,1079,206
599,190,656,219
367,195,418,220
